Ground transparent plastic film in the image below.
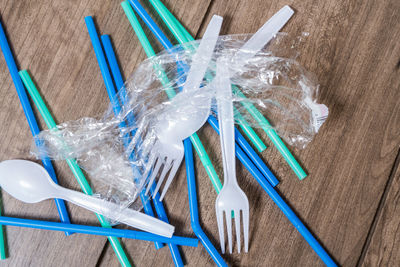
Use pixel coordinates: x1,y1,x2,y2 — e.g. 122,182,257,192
31,33,328,213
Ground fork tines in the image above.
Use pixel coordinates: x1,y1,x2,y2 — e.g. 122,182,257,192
216,209,249,254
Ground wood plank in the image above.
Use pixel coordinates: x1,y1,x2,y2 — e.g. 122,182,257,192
101,0,400,266
360,151,400,266
195,0,400,266
0,0,398,266
0,0,153,265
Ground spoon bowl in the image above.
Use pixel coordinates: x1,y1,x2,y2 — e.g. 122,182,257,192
0,160,56,203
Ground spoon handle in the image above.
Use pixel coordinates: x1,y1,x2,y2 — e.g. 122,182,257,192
56,188,174,237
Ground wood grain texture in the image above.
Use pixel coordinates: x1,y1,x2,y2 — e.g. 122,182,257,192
0,0,399,266
0,0,147,265
0,0,114,265
360,152,400,267
197,0,400,266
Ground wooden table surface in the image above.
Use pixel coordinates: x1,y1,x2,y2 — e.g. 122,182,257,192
0,0,399,266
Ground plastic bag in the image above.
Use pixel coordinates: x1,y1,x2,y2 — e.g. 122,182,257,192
31,33,328,212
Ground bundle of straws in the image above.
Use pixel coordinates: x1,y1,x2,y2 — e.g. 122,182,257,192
0,0,336,266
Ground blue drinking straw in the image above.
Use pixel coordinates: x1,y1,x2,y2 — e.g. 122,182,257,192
100,34,182,266
184,140,227,267
103,33,182,265
234,127,277,185
208,117,337,267
101,34,164,251
149,185,183,267
128,0,279,188
100,35,125,90
87,22,183,266
0,17,72,237
85,18,182,263
0,216,198,246
0,192,5,259
101,34,182,259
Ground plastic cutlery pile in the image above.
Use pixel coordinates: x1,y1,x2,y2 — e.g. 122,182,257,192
0,2,337,266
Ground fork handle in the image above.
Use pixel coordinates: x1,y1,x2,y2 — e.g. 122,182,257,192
216,59,237,186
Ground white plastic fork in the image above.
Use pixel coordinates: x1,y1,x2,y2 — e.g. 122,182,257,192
142,15,223,200
213,6,292,252
215,58,249,254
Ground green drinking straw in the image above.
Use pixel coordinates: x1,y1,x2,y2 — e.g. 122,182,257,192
19,70,132,267
121,1,222,192
0,194,7,260
234,112,267,152
149,0,307,180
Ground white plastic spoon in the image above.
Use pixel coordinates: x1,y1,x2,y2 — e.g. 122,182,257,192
0,159,174,237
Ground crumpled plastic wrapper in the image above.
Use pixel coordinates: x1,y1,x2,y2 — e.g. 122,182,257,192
31,33,328,214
